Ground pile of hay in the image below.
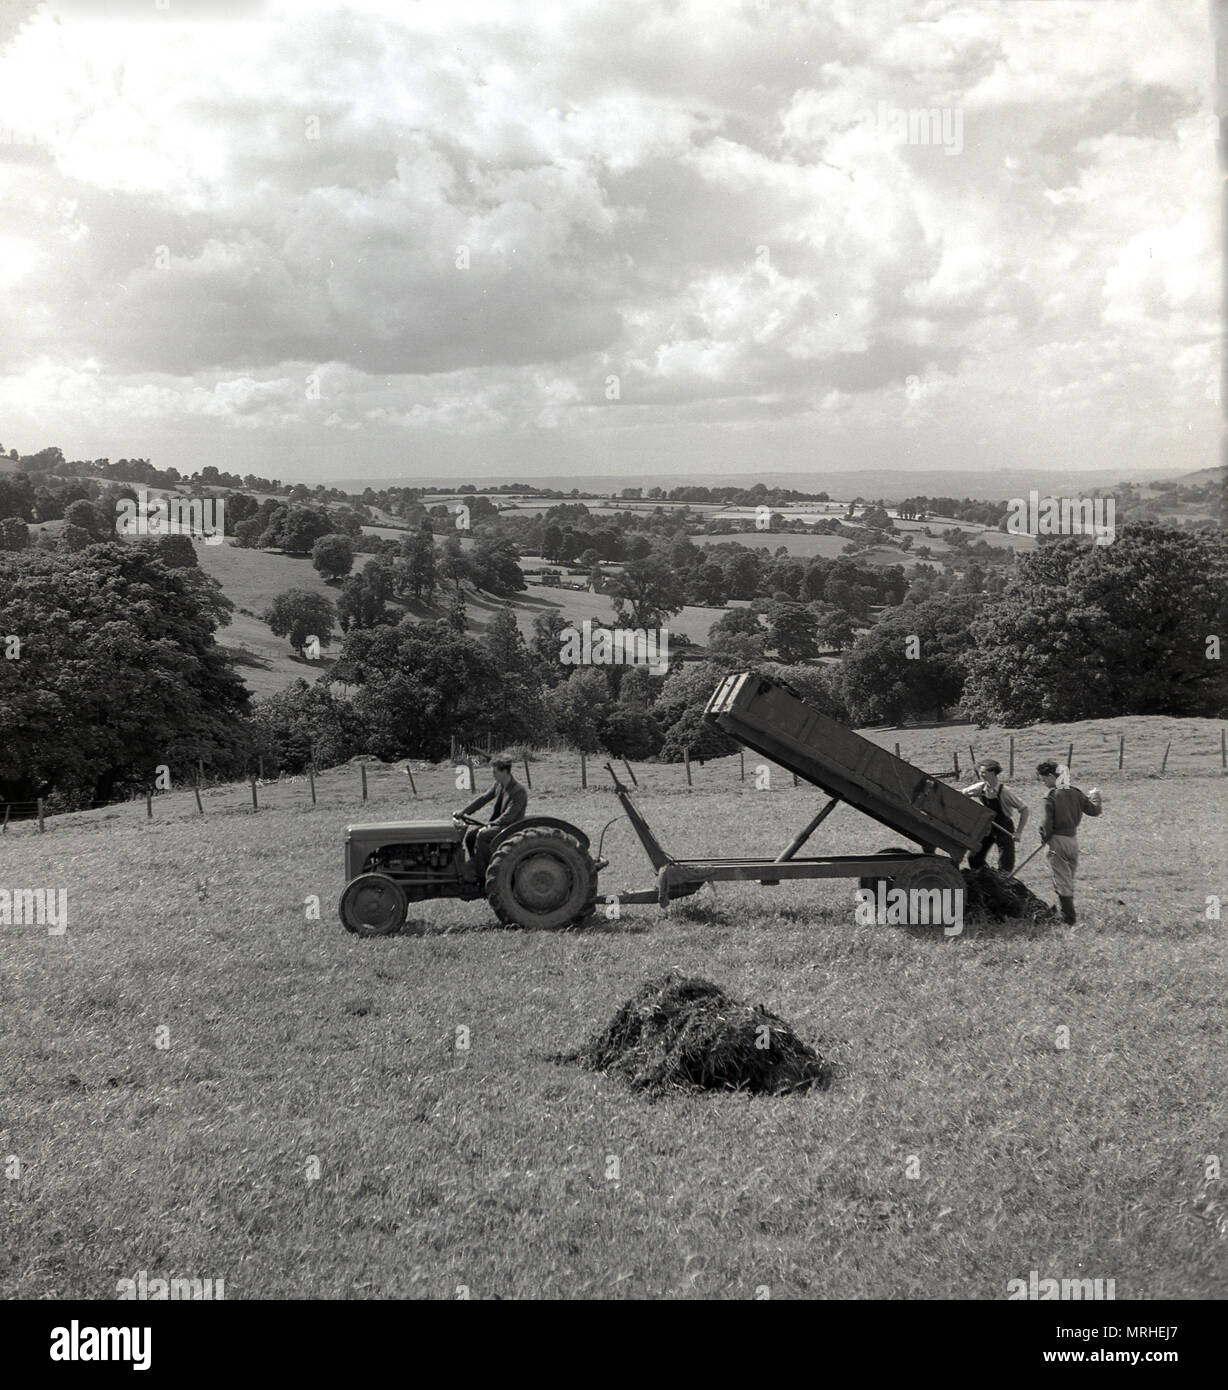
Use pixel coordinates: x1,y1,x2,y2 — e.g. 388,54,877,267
961,866,1054,922
556,973,829,1097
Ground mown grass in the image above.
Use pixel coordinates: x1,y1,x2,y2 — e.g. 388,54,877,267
1,755,1224,1299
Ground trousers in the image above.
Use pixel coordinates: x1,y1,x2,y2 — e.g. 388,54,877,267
1045,834,1079,897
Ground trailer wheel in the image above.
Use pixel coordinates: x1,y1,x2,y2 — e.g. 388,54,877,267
338,873,408,937
890,857,966,926
857,847,911,894
485,827,598,931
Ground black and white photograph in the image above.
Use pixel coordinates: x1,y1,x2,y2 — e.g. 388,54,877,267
1,0,1224,1341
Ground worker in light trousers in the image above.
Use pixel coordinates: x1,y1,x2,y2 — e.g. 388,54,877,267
1036,760,1102,924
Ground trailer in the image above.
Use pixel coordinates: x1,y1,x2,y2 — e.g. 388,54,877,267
607,670,993,923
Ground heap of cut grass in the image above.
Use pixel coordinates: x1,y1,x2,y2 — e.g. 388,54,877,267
961,865,1054,922
556,973,829,1097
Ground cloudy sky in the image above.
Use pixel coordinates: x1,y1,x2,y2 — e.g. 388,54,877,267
0,0,1217,485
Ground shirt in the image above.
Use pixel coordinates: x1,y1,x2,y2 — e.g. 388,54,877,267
1043,786,1101,839
462,777,528,829
961,780,1028,820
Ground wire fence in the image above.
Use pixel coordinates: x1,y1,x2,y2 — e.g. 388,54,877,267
5,725,1224,832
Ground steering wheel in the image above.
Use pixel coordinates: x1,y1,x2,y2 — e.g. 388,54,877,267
453,812,484,828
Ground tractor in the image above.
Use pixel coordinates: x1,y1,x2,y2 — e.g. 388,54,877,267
338,811,605,936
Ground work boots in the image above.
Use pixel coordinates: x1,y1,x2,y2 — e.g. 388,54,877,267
1058,896,1077,924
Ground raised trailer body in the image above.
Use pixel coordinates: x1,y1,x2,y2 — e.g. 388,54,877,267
610,671,993,920
704,671,989,858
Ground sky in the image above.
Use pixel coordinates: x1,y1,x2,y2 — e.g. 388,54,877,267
0,0,1218,486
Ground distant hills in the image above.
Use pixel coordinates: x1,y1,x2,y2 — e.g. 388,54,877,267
337,466,1209,503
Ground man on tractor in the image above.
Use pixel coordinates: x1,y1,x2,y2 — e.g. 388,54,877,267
454,757,528,880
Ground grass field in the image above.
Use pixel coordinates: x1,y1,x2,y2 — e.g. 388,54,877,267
2,733,1224,1300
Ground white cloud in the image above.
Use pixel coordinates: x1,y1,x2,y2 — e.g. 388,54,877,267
0,0,1215,480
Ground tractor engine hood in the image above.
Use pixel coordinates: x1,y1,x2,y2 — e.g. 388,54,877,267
345,821,463,844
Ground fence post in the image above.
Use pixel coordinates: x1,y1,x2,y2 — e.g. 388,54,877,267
623,759,638,788
521,755,531,790
739,751,745,782
250,776,258,812
580,751,587,789
969,744,977,767
406,764,416,796
1221,728,1226,770
466,758,475,794
1009,735,1015,778
194,778,204,815
1066,742,1073,771
953,750,960,779
309,765,317,805
450,733,456,762
38,798,45,832
1118,736,1124,770
894,742,900,759
1,803,9,834
361,765,368,801
683,747,692,788
1160,740,1171,773
146,786,153,820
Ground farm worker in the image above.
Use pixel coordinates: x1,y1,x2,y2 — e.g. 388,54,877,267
962,759,1029,873
455,757,528,879
1035,760,1102,924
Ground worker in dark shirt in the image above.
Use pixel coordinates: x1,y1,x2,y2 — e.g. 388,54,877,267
962,759,1029,873
454,757,528,880
1036,760,1102,924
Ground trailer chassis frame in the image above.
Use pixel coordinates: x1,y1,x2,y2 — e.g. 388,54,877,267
603,763,951,908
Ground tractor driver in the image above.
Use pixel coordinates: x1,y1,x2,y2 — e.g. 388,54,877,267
454,757,528,880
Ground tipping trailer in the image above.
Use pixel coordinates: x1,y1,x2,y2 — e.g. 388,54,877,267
607,670,993,922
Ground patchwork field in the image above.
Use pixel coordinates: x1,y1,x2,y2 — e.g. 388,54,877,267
2,742,1224,1299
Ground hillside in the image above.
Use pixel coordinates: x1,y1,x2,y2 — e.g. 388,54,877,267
3,737,1223,1299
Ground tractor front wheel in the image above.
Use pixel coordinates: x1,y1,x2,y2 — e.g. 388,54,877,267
485,827,598,930
338,873,408,937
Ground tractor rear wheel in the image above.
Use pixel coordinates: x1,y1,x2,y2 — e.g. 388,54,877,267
485,827,598,931
338,873,408,937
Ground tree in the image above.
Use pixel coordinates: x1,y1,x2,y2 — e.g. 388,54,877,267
766,600,819,663
312,533,355,581
839,597,980,725
264,589,336,657
606,555,686,629
813,604,856,652
0,517,29,551
479,607,545,744
963,524,1228,724
0,545,249,807
155,533,198,569
438,535,470,593
651,660,740,762
544,669,612,752
63,498,109,539
530,608,573,685
337,568,390,632
248,679,369,773
333,619,504,759
708,606,766,662
470,534,525,593
599,704,663,759
268,505,332,555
